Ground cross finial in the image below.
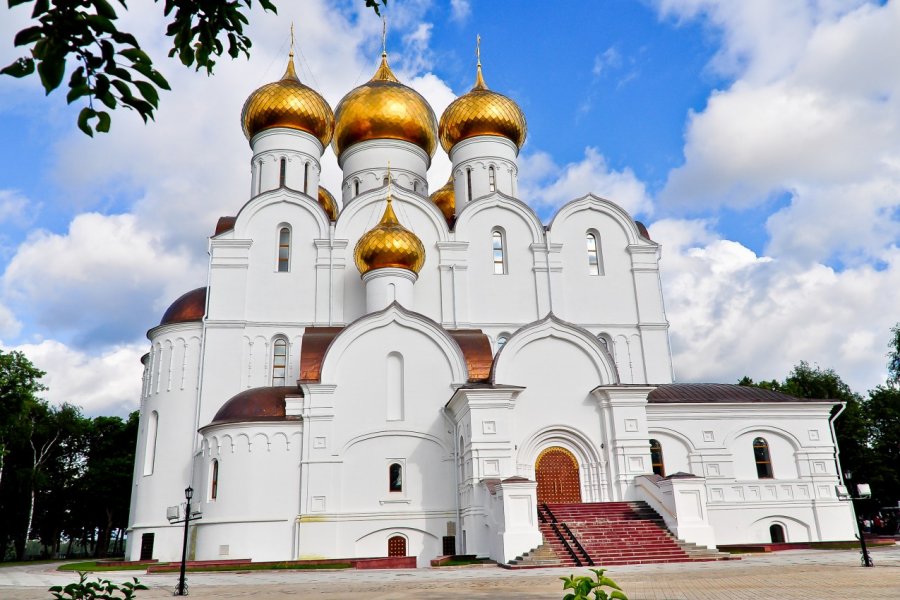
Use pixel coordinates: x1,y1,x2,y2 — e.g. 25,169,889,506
381,14,387,56
386,161,392,200
476,34,481,67
290,22,295,58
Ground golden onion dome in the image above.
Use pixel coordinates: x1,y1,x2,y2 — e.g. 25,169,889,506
332,53,438,159
241,52,334,147
439,60,527,153
429,176,455,223
317,185,338,221
354,195,425,276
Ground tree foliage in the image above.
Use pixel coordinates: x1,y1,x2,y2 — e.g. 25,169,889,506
3,0,387,136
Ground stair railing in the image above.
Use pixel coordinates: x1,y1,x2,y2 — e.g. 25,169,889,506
560,522,594,566
550,522,581,566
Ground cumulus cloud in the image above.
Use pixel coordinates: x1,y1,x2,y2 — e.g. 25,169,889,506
652,218,898,392
2,213,204,348
450,0,472,23
6,339,145,416
519,147,654,218
656,0,900,267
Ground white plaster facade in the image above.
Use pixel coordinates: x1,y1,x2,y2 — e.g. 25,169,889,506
125,50,856,567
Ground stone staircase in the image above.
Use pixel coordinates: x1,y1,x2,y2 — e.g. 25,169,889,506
508,501,733,568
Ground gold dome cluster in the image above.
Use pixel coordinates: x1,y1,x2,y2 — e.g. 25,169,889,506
354,195,425,275
241,53,334,147
333,53,438,160
429,176,455,223
439,62,527,153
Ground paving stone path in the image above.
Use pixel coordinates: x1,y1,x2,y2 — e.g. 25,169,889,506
2,545,898,599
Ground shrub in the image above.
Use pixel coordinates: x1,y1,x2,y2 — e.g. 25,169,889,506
560,568,628,600
49,571,148,599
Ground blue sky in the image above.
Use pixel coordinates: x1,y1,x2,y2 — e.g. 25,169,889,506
1,0,898,414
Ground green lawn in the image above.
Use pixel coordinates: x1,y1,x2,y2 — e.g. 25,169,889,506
0,559,62,568
58,561,149,572
177,562,353,572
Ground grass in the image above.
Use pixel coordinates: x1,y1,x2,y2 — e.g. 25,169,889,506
0,559,63,568
58,561,149,572
176,562,353,572
438,559,485,566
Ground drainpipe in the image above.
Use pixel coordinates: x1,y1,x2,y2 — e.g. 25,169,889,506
829,402,847,485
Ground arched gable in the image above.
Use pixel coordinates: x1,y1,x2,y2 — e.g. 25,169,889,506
516,424,603,468
547,193,655,247
491,313,619,385
318,303,468,385
724,424,803,452
335,184,450,241
646,426,698,453
229,188,331,239
454,191,545,244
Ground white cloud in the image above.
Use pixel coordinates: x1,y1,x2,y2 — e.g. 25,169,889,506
2,213,204,347
652,218,898,392
6,339,145,416
592,47,621,77
520,147,654,217
657,0,900,267
450,0,472,23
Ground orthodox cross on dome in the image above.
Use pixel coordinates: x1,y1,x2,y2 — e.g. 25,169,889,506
382,13,388,56
476,34,481,67
386,160,393,199
474,34,487,90
290,22,295,58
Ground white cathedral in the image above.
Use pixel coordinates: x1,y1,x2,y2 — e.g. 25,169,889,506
125,41,856,567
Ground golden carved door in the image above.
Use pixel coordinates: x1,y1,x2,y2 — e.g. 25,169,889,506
535,446,582,504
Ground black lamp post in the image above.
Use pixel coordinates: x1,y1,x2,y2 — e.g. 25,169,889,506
843,471,873,568
175,486,194,595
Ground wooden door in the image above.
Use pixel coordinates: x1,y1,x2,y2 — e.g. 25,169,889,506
535,446,582,504
388,535,407,557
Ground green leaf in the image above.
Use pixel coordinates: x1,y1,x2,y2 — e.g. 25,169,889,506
37,57,65,93
120,47,151,63
0,57,35,78
610,591,629,600
78,107,96,136
134,80,159,106
13,26,43,47
92,0,119,20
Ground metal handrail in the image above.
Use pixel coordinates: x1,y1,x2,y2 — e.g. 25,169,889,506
561,522,594,566
550,522,581,566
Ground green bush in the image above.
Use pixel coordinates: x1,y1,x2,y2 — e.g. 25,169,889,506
561,568,628,600
49,571,148,599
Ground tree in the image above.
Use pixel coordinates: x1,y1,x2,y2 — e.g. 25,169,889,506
0,350,46,493
3,0,387,136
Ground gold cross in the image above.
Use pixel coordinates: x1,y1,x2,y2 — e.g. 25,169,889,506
290,22,295,57
382,14,387,55
476,34,481,66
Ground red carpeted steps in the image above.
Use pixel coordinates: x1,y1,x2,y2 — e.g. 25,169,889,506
507,501,732,568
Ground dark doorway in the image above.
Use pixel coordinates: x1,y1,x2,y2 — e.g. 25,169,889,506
769,524,786,544
139,533,155,560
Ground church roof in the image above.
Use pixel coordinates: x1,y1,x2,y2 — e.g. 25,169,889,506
208,385,303,426
159,287,207,326
298,325,493,383
647,383,830,404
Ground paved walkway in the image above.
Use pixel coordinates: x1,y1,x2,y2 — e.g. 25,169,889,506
2,545,898,599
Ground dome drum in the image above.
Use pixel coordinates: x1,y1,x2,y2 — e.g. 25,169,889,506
339,139,430,203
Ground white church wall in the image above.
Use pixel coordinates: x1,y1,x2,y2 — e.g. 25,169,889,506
339,139,430,203
193,424,302,562
126,323,202,561
454,196,544,326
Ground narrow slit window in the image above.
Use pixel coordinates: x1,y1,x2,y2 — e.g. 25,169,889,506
210,459,219,500
488,166,496,192
143,410,158,476
354,180,360,197
466,168,473,202
413,180,419,193
389,463,403,492
497,335,509,351
492,230,506,275
279,157,286,187
754,437,774,479
303,162,309,194
649,439,665,477
272,338,287,386
277,228,290,272
587,233,601,275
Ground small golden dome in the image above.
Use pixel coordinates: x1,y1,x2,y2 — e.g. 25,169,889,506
429,176,455,223
317,185,338,221
241,53,334,146
354,195,425,275
439,61,527,153
332,53,438,159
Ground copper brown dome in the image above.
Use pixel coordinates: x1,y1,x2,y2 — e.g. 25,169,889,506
209,386,303,426
160,287,207,326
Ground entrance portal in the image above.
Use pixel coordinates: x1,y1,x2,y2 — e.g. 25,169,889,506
535,446,582,503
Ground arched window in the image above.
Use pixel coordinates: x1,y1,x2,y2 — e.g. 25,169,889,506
279,157,287,187
389,463,403,492
272,338,287,386
649,439,665,477
586,232,603,275
303,162,309,194
466,168,473,202
413,180,419,193
383,175,390,186
388,535,407,557
753,437,773,479
210,459,219,501
354,179,360,197
497,334,509,352
769,523,786,543
488,166,496,192
492,229,507,275
143,410,158,476
277,227,290,272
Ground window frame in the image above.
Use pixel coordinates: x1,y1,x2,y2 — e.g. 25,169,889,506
279,157,287,187
277,227,291,272
488,166,496,192
753,437,774,479
272,337,288,386
492,228,507,275
210,459,219,501
649,439,665,477
586,230,604,276
389,462,403,493
466,168,473,202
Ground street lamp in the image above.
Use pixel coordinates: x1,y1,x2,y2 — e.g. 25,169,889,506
175,486,194,595
841,470,873,568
